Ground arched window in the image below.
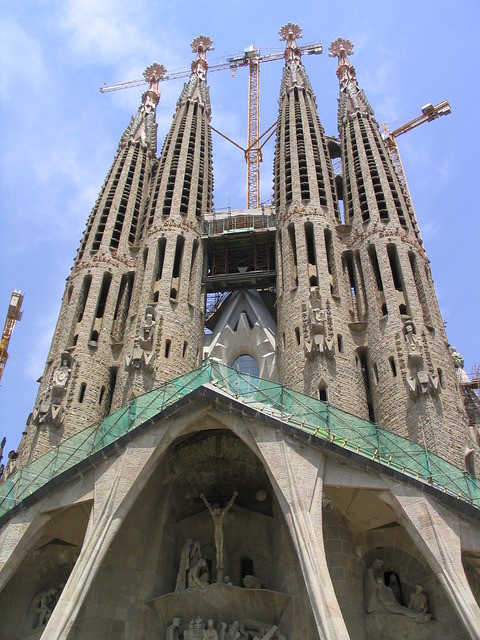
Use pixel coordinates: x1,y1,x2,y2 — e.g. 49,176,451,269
231,354,259,378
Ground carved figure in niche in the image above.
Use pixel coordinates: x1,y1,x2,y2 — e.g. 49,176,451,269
242,574,262,589
408,584,429,615
226,621,247,640
364,558,385,613
404,321,423,368
175,539,203,591
166,617,181,640
305,288,334,359
139,306,156,349
31,586,57,629
51,357,71,398
374,577,430,621
385,571,402,604
203,619,218,640
176,538,193,592
187,558,209,590
403,321,439,397
309,288,327,336
200,491,238,578
363,559,431,623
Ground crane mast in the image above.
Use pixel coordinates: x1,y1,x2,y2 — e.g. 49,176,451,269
0,290,23,383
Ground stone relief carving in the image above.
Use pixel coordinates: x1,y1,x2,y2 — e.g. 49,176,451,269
33,353,73,427
30,582,64,630
175,539,210,591
139,306,156,349
200,491,238,582
304,288,334,360
363,559,430,623
165,618,286,640
125,307,157,373
403,321,439,398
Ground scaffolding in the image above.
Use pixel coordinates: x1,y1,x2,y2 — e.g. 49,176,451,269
0,361,478,520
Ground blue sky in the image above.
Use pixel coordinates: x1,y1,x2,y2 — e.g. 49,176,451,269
1,0,479,455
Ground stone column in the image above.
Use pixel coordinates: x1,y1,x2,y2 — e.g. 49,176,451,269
254,430,350,639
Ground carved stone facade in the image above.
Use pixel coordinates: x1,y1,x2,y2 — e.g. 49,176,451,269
1,25,479,640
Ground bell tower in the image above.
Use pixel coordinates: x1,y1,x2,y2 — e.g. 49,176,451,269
119,36,214,401
18,65,165,463
329,38,472,465
274,25,370,417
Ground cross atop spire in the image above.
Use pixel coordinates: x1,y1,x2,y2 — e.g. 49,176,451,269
328,38,357,91
190,35,214,80
279,23,303,67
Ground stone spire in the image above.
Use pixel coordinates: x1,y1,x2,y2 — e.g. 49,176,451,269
119,37,214,401
274,25,369,417
328,39,470,466
17,64,167,463
119,63,166,155
328,38,373,128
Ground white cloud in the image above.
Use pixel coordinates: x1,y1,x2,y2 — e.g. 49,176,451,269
0,18,48,103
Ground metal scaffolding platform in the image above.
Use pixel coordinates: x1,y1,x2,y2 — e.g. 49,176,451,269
202,207,277,292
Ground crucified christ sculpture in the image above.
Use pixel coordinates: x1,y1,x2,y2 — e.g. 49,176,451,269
200,491,238,573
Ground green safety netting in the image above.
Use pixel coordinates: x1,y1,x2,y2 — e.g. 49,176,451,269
0,361,478,518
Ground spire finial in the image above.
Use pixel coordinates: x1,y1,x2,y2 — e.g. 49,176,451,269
190,35,214,80
328,38,357,90
142,63,167,108
279,23,303,66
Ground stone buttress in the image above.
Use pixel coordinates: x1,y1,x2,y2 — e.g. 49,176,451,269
118,37,214,401
274,25,370,418
329,38,474,466
16,66,165,463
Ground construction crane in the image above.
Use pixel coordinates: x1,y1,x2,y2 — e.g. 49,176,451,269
0,290,24,383
100,37,323,209
382,100,452,191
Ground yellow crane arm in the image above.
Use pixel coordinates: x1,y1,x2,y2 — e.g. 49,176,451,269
0,290,24,383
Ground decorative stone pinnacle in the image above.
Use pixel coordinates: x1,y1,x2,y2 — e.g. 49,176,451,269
190,35,213,81
279,23,303,67
279,23,302,42
328,38,357,89
191,35,214,57
328,38,354,61
141,63,166,107
143,63,167,85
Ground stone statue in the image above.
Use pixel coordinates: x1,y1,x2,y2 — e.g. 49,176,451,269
363,559,430,623
166,617,181,640
386,573,402,604
200,491,238,576
404,321,423,368
374,577,430,621
203,619,218,640
242,574,261,589
52,359,71,392
226,621,246,640
408,584,429,615
139,306,156,349
187,558,209,590
306,288,334,358
363,558,385,613
309,288,327,336
31,586,57,629
176,538,194,592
